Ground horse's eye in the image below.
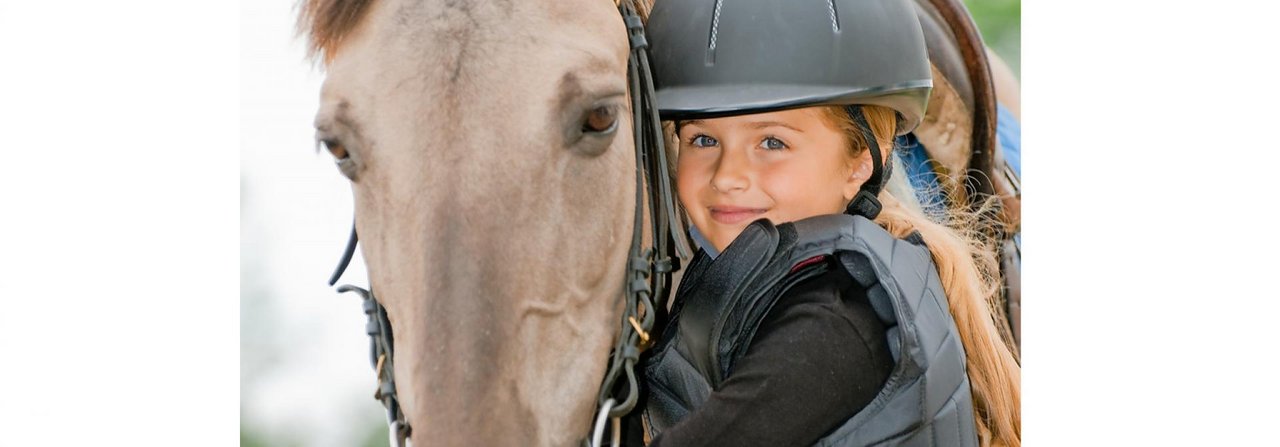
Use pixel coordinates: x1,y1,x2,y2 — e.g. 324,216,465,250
322,139,349,160
566,99,622,157
318,138,359,181
582,106,618,134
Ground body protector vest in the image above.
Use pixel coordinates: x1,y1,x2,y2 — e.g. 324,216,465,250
642,214,978,446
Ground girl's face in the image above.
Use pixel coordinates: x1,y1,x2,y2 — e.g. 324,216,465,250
676,107,874,252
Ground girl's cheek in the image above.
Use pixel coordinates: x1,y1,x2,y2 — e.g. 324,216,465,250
676,153,708,184
675,164,698,204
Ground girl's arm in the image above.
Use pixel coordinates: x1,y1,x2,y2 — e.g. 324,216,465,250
649,268,893,446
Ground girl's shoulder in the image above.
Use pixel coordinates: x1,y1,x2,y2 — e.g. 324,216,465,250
766,259,886,344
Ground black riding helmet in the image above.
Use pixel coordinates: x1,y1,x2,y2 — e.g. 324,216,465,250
646,0,933,218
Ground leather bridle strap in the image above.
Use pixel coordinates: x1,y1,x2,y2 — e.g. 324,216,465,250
590,2,690,445
328,224,357,286
328,227,412,446
340,283,411,446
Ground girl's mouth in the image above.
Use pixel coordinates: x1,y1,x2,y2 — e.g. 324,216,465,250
709,206,767,225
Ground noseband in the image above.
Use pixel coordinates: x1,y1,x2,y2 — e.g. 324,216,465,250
324,1,689,445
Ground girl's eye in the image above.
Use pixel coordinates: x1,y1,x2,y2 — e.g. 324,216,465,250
690,134,718,147
760,136,787,150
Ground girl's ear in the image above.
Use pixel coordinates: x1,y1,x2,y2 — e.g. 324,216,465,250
843,149,874,202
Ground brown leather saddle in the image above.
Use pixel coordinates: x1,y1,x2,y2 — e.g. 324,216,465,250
911,0,1022,352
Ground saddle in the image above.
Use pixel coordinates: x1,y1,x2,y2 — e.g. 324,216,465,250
911,0,1022,351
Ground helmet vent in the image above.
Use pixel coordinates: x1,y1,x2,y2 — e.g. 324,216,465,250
707,0,725,61
827,0,840,32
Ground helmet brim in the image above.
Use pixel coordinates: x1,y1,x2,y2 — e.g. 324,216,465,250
655,81,932,135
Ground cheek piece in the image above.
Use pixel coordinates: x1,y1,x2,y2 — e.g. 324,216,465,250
843,106,892,219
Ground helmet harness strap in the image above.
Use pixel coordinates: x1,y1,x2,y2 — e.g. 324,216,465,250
844,105,891,220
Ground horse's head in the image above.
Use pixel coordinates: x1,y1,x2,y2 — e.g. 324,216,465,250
301,0,645,443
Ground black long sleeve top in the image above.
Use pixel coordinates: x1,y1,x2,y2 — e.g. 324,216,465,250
645,258,895,446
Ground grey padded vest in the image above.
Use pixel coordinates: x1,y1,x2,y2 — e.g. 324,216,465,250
642,214,978,446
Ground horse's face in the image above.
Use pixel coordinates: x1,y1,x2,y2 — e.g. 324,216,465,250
311,0,634,444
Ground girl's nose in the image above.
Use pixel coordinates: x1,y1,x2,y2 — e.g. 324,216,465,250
710,149,749,193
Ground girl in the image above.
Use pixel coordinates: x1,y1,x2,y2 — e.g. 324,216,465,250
635,0,1021,446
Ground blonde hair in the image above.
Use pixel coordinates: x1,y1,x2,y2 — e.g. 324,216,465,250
821,105,1021,447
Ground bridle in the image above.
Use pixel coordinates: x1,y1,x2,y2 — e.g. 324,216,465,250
323,1,690,445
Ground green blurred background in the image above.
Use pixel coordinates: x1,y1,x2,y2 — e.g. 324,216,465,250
966,0,1021,75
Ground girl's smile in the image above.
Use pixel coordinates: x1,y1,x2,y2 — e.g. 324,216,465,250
708,206,769,225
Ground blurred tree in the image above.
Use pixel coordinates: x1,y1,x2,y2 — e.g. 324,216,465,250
964,0,1021,75
241,420,299,447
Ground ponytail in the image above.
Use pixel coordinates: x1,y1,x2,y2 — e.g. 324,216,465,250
826,105,1021,447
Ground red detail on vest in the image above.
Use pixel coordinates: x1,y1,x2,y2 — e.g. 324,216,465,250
789,255,828,274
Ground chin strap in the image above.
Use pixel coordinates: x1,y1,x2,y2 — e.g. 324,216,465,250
844,106,893,219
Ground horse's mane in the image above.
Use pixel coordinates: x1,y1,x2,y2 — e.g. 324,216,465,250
297,0,654,64
297,0,378,64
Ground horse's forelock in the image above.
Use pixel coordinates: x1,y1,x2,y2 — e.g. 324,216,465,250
299,0,655,65
298,0,380,64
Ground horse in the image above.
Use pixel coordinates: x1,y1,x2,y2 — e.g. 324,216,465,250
297,0,1018,444
300,0,682,444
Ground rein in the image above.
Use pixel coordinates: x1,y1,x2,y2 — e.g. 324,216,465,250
324,1,689,445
